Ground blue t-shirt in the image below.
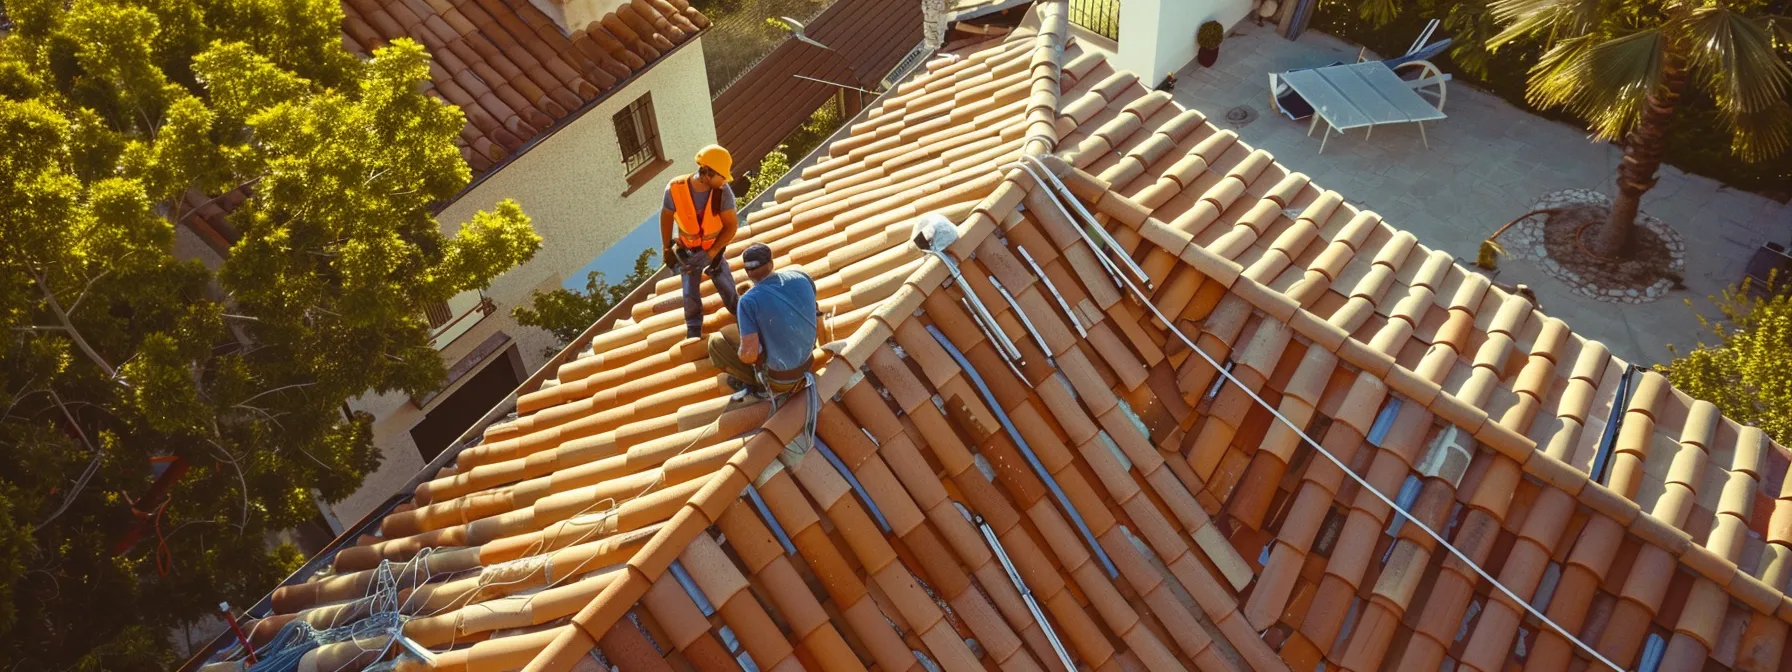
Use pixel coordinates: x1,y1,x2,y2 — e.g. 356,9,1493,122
737,269,818,373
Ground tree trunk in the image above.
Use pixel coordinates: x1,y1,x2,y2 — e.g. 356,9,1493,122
1594,52,1688,258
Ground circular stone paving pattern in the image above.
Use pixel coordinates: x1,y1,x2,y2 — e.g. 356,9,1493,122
1500,188,1686,304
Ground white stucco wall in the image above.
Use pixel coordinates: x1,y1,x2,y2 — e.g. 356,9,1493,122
1116,0,1251,85
333,37,717,524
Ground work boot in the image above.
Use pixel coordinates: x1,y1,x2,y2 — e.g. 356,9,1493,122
686,325,701,340
725,375,768,401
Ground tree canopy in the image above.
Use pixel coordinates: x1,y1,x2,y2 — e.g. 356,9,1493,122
0,0,539,666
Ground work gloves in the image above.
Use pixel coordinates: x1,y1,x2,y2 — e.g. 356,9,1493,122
666,245,713,273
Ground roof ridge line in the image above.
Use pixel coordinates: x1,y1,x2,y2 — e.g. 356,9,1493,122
1020,0,1069,157
1072,166,1792,618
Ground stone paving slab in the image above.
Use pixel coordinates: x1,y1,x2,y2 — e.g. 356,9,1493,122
1170,23,1792,366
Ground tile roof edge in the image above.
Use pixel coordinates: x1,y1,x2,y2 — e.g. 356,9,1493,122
1074,166,1792,616
517,163,1038,671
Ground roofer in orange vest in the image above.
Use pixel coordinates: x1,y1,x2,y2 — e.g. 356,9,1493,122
660,145,741,339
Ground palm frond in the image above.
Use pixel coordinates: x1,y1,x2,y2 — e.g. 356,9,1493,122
1487,0,1600,49
1358,0,1401,28
1723,99,1792,162
1762,15,1792,49
1526,29,1665,139
1684,8,1792,116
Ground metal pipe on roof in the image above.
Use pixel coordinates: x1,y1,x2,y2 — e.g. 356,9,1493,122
1589,363,1639,486
924,324,1119,578
956,291,1024,365
987,275,1056,368
1017,246,1088,338
913,225,1025,365
813,437,893,534
1004,163,1127,294
958,296,1029,382
953,501,1079,672
1008,161,1154,291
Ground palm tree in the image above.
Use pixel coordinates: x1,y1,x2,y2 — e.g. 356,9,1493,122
1487,0,1792,258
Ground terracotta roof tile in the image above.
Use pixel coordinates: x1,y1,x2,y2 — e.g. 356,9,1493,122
214,6,1792,670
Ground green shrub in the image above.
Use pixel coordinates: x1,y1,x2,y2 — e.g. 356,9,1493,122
1312,0,1792,200
1198,22,1225,50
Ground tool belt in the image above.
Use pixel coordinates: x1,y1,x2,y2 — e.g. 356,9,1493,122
760,355,814,396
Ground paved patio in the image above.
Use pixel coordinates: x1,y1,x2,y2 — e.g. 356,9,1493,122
1166,23,1792,366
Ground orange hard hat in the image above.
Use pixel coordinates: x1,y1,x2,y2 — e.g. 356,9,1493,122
695,145,733,182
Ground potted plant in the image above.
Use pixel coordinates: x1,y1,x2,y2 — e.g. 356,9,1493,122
1197,21,1224,67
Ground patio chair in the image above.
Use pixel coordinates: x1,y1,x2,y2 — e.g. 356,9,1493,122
1268,34,1453,121
1395,60,1448,111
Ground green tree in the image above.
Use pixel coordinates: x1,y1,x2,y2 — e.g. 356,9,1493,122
1487,0,1792,257
0,0,540,666
514,249,656,357
1668,281,1792,445
743,144,792,202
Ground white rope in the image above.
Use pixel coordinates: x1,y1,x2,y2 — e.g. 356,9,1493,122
1013,154,1624,672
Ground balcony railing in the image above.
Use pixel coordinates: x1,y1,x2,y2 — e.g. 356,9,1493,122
1069,0,1120,40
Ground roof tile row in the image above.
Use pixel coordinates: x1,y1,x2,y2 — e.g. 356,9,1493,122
210,4,1792,671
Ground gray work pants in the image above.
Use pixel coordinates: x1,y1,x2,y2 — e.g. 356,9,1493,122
678,245,739,337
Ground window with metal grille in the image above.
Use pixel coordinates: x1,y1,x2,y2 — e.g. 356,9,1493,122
613,94,662,176
1069,0,1120,41
422,300,453,329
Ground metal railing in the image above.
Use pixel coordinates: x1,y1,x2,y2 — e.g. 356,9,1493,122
1068,0,1119,40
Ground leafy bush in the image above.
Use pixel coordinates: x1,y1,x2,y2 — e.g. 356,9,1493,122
744,146,791,202
1668,281,1792,445
742,100,846,202
513,250,656,357
1312,0,1792,200
1198,21,1225,50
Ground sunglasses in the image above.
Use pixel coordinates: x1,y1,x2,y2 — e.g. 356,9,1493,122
698,166,719,178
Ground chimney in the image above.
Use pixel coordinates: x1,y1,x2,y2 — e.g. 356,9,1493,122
921,0,946,49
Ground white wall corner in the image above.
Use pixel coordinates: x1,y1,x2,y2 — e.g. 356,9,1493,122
527,0,628,34
1116,0,1254,85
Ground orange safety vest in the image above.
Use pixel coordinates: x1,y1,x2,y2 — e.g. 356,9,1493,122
670,176,724,251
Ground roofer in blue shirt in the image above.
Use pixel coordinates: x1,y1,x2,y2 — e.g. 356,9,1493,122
707,243,818,397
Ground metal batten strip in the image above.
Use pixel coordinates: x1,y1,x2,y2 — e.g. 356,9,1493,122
926,249,1025,363
1021,162,1154,291
988,275,1056,368
1010,165,1128,295
953,501,1079,672
744,484,798,556
1016,154,1623,672
959,296,1029,383
1017,246,1089,338
813,437,893,534
925,324,1120,579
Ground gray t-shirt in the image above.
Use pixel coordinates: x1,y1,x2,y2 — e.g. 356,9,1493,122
663,178,736,216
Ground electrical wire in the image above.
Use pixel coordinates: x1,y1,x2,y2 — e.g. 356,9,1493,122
1013,154,1625,672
